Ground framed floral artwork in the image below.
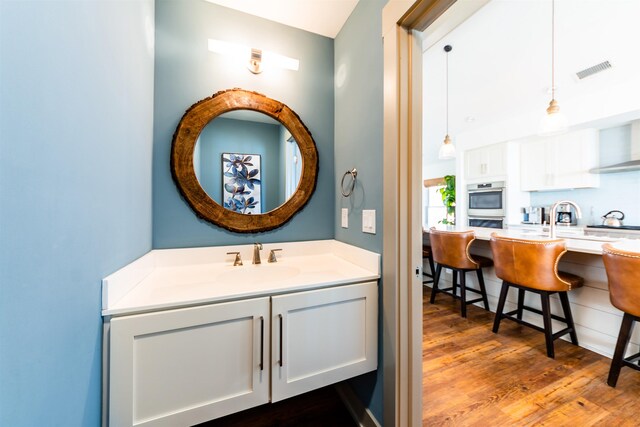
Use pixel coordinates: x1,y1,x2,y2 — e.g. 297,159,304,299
222,153,262,214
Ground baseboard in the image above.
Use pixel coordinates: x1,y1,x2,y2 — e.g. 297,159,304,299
334,382,382,427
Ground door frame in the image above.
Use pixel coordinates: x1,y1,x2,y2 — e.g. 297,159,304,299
381,1,486,425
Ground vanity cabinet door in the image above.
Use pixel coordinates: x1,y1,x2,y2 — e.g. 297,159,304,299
108,297,270,427
271,281,378,402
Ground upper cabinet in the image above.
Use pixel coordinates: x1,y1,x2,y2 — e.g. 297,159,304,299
465,142,507,181
520,129,600,191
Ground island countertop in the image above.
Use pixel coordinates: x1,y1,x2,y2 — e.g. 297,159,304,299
427,226,640,255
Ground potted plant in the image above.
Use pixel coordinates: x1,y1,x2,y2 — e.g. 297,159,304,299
438,175,455,225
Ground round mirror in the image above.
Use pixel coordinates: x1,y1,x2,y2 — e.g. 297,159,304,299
171,89,318,233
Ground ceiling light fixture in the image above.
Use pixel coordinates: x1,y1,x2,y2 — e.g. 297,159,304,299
538,0,568,136
208,39,299,74
439,44,456,160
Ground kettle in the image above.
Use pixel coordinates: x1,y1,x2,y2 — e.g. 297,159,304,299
602,210,625,227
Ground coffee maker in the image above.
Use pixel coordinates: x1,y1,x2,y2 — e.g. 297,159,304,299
555,203,578,226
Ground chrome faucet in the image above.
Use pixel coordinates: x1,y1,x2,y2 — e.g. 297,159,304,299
252,243,263,264
549,200,582,239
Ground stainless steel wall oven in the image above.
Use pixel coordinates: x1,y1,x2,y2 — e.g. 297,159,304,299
467,181,505,229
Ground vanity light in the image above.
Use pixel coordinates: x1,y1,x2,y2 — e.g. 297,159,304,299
538,0,568,136
208,39,299,74
438,44,456,160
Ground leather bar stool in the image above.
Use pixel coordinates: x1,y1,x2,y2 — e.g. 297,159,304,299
489,233,583,358
429,228,492,318
602,243,640,387
423,232,436,285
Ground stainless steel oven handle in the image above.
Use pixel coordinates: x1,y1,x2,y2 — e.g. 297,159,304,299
468,187,504,193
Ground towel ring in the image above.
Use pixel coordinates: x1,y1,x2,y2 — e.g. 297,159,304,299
341,168,358,197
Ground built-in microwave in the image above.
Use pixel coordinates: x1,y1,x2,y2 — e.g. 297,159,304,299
467,181,506,218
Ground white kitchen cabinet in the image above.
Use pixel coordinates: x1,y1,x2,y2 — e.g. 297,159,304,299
108,297,270,427
465,142,507,181
520,129,599,191
271,281,378,402
107,281,378,426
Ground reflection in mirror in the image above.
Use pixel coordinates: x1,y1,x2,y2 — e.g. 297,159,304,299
193,110,301,214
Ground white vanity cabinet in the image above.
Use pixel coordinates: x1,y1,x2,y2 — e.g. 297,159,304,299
106,281,378,427
520,129,599,191
465,142,507,181
271,281,378,402
108,297,271,427
102,240,381,427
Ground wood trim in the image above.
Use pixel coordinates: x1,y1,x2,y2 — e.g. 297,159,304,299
382,1,462,426
424,177,446,188
398,0,457,31
335,383,382,427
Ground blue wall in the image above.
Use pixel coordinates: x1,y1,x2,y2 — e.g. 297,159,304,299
153,0,335,248
530,125,640,225
335,0,387,422
0,1,155,426
198,118,283,213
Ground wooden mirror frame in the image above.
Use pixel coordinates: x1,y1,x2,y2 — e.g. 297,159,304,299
171,88,318,233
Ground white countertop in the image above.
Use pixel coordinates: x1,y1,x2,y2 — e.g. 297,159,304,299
102,240,380,317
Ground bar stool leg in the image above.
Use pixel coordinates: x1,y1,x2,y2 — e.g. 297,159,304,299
559,292,578,345
476,269,490,311
540,292,555,358
452,270,458,299
460,270,467,318
516,289,525,321
608,313,635,387
493,281,510,333
430,264,443,304
426,253,436,282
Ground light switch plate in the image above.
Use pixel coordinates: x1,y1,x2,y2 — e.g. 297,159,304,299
362,209,376,234
341,208,348,228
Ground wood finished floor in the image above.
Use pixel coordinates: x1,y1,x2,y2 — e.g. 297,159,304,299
196,385,356,427
423,287,640,426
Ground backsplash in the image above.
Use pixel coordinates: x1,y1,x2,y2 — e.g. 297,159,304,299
530,171,640,226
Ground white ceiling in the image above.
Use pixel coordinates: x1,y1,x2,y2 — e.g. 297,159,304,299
204,0,360,39
422,0,640,164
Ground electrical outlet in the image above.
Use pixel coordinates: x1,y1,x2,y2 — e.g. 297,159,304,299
341,208,348,228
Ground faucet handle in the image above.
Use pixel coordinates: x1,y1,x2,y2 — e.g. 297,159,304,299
268,249,282,263
227,252,243,266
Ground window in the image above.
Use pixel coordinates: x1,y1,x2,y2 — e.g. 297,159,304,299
423,182,446,229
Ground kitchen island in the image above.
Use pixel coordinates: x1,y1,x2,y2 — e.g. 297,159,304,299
425,226,640,359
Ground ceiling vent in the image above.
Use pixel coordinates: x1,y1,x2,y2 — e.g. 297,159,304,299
576,60,612,80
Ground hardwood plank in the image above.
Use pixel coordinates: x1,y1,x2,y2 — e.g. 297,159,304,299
423,287,640,426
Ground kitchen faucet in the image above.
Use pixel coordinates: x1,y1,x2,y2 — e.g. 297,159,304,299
253,242,263,264
549,201,582,239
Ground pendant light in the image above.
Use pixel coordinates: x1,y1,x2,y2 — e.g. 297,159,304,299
538,0,568,136
439,45,456,159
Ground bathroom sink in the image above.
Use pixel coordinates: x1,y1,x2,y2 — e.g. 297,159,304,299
216,265,301,284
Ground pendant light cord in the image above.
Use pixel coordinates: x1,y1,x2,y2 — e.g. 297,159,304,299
446,49,449,135
444,45,452,135
551,0,555,101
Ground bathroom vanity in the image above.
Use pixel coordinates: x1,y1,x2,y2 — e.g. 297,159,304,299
101,240,379,427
